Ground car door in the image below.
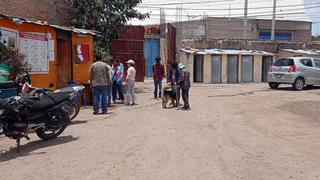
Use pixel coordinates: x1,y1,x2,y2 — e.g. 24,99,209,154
313,59,320,85
299,58,317,84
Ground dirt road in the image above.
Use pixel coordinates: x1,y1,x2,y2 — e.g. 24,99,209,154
1,82,320,180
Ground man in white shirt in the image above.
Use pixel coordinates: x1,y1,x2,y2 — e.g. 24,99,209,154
125,59,136,106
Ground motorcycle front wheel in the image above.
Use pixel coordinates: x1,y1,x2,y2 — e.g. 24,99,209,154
64,100,80,121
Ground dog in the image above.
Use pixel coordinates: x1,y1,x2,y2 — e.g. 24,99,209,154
162,84,177,108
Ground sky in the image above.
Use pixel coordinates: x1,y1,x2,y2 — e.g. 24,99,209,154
130,0,320,36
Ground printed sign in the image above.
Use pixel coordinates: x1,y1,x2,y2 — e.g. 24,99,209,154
19,32,49,74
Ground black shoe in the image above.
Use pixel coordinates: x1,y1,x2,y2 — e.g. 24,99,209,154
93,112,99,115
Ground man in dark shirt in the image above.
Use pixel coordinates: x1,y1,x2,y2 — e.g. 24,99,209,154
178,63,191,110
152,56,165,99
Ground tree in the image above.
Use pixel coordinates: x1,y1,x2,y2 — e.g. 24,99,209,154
69,0,149,60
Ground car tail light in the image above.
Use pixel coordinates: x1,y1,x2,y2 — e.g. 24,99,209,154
288,65,296,73
268,66,273,72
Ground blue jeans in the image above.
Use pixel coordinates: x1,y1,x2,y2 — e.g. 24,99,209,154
112,80,124,101
154,80,162,98
126,80,135,104
93,86,107,113
107,83,112,104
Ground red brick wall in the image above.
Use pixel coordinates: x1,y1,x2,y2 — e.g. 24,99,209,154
0,0,73,25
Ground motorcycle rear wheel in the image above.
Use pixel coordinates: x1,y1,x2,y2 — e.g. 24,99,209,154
36,110,69,140
36,124,67,140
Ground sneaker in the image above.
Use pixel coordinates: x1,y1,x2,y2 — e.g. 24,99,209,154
131,103,136,106
101,111,108,115
93,112,99,115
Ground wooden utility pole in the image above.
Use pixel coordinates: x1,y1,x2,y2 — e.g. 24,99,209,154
243,0,248,39
271,0,276,40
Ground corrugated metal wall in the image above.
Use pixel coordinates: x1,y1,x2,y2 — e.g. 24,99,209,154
110,26,145,82
144,38,160,77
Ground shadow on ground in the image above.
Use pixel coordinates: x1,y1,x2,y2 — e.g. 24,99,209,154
0,135,78,162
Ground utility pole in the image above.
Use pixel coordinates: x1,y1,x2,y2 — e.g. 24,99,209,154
243,0,248,39
271,0,276,40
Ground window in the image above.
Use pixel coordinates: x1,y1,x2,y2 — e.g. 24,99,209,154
273,58,294,66
300,59,313,67
314,59,320,68
259,31,292,41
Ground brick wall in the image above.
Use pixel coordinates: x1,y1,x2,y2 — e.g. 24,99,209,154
0,0,73,25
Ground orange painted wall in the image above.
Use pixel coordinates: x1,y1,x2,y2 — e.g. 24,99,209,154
72,33,94,84
0,19,58,88
0,19,94,89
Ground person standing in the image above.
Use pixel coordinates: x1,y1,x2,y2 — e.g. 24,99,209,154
125,59,136,106
178,63,191,110
112,57,124,103
106,62,113,106
89,56,110,115
152,56,165,99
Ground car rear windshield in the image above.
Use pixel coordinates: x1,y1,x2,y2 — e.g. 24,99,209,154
273,58,294,67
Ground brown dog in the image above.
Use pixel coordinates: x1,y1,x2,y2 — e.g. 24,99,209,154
162,84,177,108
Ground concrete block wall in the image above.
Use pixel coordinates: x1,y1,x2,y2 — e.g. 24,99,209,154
0,0,73,26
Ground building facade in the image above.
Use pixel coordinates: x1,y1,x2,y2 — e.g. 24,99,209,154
174,17,312,60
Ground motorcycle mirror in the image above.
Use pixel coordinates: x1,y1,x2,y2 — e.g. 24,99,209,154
48,82,54,88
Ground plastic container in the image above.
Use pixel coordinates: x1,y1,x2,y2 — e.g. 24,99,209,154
0,88,17,99
0,64,10,82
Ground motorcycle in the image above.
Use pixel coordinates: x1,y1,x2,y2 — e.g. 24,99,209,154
54,83,85,120
0,89,71,152
21,82,85,121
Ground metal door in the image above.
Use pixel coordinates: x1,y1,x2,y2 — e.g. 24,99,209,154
144,38,160,77
241,56,253,82
262,56,273,82
227,55,238,83
194,55,203,82
211,55,221,83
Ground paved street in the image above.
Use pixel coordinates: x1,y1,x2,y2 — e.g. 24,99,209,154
1,82,320,180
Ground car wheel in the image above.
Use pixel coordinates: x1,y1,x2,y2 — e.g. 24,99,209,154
292,77,305,91
268,82,280,89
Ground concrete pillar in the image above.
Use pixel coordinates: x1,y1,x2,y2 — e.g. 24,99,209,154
221,54,228,83
160,38,167,72
254,55,262,83
187,54,194,83
238,55,242,83
203,55,212,83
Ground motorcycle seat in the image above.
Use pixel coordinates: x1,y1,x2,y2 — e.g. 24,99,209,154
29,92,70,110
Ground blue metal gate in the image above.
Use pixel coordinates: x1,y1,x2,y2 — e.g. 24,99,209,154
144,38,160,77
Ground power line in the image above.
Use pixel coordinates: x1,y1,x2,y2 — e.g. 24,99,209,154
145,5,320,18
141,0,235,6
137,2,320,11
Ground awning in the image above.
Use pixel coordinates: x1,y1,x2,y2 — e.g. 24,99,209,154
181,48,275,56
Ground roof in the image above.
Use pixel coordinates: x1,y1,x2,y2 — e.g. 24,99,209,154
181,48,274,56
280,49,320,55
0,13,99,35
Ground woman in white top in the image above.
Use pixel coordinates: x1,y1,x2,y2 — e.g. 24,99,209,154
125,59,136,105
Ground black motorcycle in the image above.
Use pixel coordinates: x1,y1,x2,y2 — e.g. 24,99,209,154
0,89,71,152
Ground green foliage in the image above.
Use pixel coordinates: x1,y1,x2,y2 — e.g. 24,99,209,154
69,0,149,60
0,44,28,80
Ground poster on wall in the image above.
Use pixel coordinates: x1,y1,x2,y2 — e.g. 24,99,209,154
75,44,90,63
0,27,18,48
19,32,49,74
